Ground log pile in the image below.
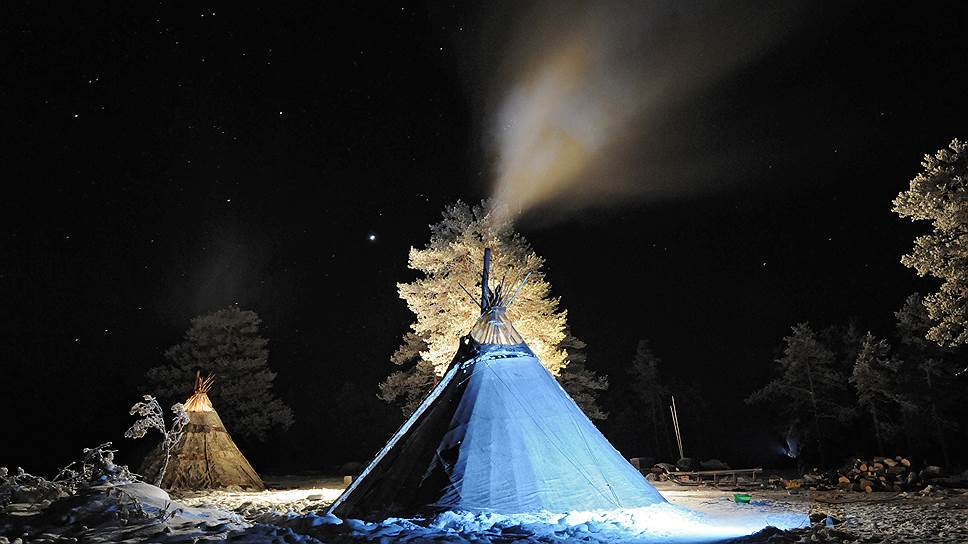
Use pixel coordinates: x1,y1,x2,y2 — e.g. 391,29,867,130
830,456,913,492
794,456,952,493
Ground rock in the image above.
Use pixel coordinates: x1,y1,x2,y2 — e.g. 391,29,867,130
653,463,677,473
837,476,851,486
921,465,943,479
628,457,655,470
933,469,968,489
675,458,697,471
887,466,907,477
700,459,730,470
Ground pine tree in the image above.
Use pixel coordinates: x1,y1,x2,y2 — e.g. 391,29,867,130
557,334,608,421
850,332,910,455
747,323,854,466
627,340,673,460
146,306,293,441
893,138,968,346
895,293,960,466
380,200,600,416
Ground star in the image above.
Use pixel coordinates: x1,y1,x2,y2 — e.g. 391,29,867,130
368,233,377,241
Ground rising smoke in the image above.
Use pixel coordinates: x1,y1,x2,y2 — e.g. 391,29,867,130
486,1,806,223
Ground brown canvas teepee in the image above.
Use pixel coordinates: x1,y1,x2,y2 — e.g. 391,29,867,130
141,373,265,491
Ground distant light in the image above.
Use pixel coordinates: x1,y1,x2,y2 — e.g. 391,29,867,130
368,233,377,242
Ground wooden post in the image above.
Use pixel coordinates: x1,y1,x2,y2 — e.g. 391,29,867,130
670,396,684,460
481,247,491,313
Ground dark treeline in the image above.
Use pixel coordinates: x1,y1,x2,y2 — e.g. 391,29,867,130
602,293,966,472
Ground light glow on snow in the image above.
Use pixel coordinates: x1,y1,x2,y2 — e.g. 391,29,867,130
254,487,345,504
337,504,809,543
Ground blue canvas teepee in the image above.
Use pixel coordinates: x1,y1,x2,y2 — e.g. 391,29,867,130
328,249,665,520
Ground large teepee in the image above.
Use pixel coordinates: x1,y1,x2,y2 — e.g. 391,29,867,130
329,249,665,520
141,373,265,491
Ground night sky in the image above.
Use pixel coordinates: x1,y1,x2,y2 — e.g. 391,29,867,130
3,2,967,472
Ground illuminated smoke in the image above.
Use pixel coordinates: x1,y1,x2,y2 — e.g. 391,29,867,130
487,1,803,223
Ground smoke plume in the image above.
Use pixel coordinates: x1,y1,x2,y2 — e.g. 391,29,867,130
486,1,804,223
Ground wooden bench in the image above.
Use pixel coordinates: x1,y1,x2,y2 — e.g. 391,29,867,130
666,468,763,486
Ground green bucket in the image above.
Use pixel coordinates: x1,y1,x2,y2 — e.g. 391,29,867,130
733,493,752,504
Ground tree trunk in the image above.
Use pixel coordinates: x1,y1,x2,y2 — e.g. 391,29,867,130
925,368,951,468
804,360,826,466
930,405,950,468
870,405,884,456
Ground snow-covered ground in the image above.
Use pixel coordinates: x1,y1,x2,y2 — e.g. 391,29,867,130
3,476,967,543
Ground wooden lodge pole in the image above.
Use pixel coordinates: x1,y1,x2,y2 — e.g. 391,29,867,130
481,247,491,312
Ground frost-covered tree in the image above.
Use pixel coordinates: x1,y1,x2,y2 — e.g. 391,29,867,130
381,200,591,415
893,138,968,346
850,333,911,456
146,306,293,441
124,395,189,486
379,332,436,416
557,334,608,421
747,323,854,465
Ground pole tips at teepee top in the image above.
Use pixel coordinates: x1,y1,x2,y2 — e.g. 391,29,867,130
185,371,216,412
193,370,216,394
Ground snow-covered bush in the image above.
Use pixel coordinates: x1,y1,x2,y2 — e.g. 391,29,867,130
125,395,188,486
0,442,138,509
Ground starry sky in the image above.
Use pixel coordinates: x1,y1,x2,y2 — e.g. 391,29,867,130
2,2,967,471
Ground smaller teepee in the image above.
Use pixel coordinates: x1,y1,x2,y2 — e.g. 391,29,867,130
141,372,265,491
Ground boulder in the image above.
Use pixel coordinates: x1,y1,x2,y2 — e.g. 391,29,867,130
700,459,730,471
675,458,697,471
628,457,655,470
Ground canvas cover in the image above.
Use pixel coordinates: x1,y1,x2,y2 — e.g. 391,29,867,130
329,308,665,520
141,389,265,491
